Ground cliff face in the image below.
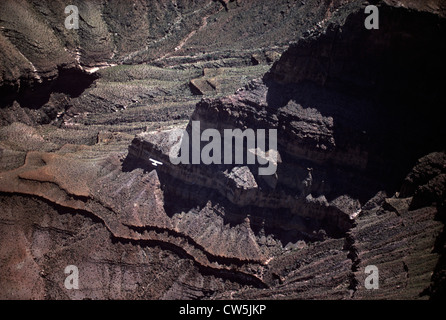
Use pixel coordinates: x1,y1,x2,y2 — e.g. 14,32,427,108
0,0,445,300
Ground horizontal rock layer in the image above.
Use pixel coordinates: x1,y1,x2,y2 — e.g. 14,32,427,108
1,0,445,300
0,0,356,108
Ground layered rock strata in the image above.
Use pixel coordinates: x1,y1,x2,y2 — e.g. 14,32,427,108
0,0,445,300
125,1,446,299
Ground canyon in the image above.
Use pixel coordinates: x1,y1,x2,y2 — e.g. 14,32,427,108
0,0,445,300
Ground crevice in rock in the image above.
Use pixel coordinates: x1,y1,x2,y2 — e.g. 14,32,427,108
113,235,268,289
0,188,268,289
124,223,264,267
343,230,360,298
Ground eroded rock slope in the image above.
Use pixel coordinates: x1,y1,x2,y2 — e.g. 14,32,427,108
0,0,445,300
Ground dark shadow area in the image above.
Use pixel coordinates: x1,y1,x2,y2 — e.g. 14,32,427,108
264,4,446,205
0,66,98,109
122,154,210,218
122,152,349,247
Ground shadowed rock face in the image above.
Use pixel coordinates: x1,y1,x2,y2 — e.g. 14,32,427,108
0,0,445,300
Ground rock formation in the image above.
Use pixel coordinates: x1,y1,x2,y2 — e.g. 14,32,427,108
0,0,445,300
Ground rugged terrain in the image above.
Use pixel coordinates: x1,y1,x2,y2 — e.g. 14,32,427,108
0,0,445,300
